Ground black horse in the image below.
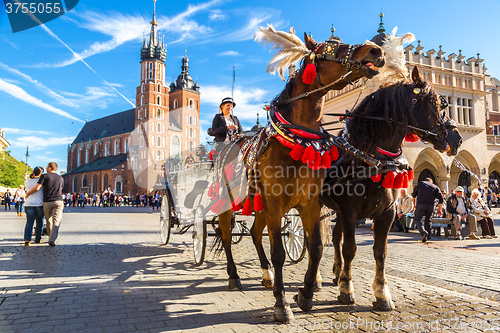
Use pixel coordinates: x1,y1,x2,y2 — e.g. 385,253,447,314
319,67,462,311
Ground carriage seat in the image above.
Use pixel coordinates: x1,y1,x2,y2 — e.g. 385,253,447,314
184,180,209,209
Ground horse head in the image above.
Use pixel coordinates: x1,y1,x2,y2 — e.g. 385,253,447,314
301,33,386,88
408,67,462,156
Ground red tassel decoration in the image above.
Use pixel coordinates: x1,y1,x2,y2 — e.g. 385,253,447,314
402,172,409,188
231,196,242,212
210,198,227,214
242,199,253,216
214,182,220,196
405,133,420,142
330,146,339,161
371,174,382,182
320,151,332,169
208,183,215,198
289,144,305,161
309,151,321,170
407,169,414,181
302,63,316,84
225,163,235,182
393,172,404,189
301,145,316,164
381,171,396,189
209,149,216,161
253,193,264,212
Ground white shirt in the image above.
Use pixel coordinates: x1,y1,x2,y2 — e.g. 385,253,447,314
24,178,43,207
456,197,467,215
224,115,235,143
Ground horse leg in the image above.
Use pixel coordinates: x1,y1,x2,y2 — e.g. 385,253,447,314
251,214,273,289
219,210,242,291
337,215,356,304
332,218,343,286
264,212,294,323
294,202,323,312
372,209,395,311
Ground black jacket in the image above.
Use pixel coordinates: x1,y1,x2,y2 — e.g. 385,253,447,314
208,113,242,143
411,180,443,206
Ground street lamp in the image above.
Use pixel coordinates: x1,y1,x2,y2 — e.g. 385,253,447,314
25,146,29,179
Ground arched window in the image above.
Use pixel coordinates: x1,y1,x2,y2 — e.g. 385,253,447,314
417,169,436,184
157,136,161,147
157,96,161,105
124,140,128,153
189,128,193,138
189,141,193,151
94,144,97,156
92,174,98,193
141,95,145,106
103,174,109,190
73,177,78,192
85,148,89,164
189,99,194,109
141,84,144,93
171,135,181,157
157,123,161,133
104,143,109,157
173,99,178,109
77,149,81,166
157,151,160,160
116,181,122,193
114,140,119,155
82,175,88,188
156,108,161,118
157,83,161,92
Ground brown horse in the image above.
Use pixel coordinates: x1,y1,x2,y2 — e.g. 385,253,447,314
319,67,462,311
210,26,385,323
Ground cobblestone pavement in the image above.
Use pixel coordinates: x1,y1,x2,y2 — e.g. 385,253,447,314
1,206,500,332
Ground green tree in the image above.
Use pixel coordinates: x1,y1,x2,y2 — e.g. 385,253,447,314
0,151,32,187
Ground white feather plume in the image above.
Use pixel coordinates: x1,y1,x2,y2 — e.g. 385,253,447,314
254,24,310,81
378,26,415,83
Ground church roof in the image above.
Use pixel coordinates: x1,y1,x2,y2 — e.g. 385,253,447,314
64,153,128,176
72,109,135,144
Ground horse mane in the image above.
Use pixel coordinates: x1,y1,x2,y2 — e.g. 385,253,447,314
269,73,297,115
346,81,432,155
254,24,310,81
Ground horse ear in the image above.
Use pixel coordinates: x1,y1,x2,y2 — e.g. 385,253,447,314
411,67,423,85
304,32,317,52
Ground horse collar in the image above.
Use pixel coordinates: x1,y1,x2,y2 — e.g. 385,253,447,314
375,147,402,158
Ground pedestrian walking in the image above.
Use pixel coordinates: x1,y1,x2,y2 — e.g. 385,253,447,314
411,178,444,243
14,185,26,217
23,167,45,246
4,189,11,210
25,162,64,246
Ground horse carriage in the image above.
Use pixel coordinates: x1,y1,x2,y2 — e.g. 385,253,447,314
159,24,463,323
158,152,314,266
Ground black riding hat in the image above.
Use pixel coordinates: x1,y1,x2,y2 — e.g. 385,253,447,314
220,97,236,108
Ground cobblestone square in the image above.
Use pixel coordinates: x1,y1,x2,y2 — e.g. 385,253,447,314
1,206,500,332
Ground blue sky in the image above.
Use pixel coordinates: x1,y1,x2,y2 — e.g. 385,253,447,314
1,0,499,172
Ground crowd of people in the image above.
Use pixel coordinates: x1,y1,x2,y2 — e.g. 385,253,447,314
394,178,498,242
61,190,161,210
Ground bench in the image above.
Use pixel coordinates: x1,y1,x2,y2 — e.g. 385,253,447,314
404,215,478,238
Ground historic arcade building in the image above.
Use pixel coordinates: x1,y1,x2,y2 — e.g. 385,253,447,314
63,8,200,195
323,22,500,194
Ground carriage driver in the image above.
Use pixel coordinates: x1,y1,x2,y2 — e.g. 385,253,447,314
208,97,243,152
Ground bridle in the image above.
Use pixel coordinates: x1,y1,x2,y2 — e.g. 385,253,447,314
275,37,368,107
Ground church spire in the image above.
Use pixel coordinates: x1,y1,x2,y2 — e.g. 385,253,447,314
141,0,166,62
377,11,385,34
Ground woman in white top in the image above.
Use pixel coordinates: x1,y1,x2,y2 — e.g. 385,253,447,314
23,167,44,246
470,189,497,239
14,184,26,217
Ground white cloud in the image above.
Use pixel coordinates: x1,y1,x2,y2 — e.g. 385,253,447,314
0,78,84,123
218,51,241,56
209,9,226,21
0,62,117,109
10,136,74,150
2,128,53,136
43,0,223,67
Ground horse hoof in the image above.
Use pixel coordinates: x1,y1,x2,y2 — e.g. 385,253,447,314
338,292,355,304
373,297,395,311
228,278,242,291
293,289,313,312
274,305,294,323
313,279,322,292
262,279,273,289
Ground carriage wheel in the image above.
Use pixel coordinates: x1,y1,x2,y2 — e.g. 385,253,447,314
231,216,244,244
283,208,306,263
160,195,171,245
193,205,207,266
